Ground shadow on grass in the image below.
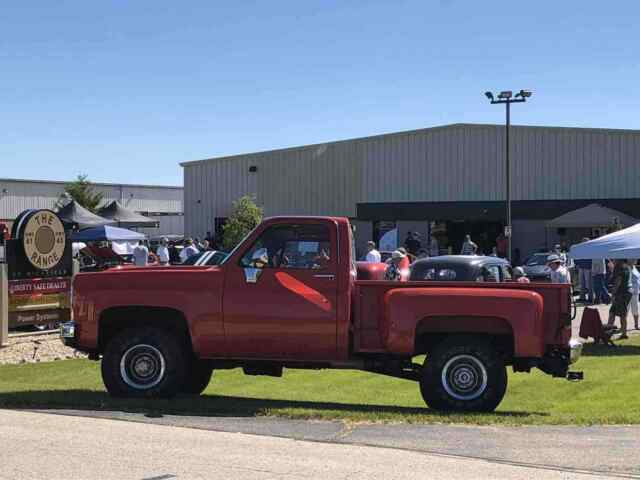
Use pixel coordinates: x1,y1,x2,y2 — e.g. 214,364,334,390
582,343,640,357
0,390,544,419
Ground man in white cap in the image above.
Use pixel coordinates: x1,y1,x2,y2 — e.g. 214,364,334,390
547,254,571,284
385,250,407,281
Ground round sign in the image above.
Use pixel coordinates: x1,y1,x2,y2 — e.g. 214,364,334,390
22,210,66,270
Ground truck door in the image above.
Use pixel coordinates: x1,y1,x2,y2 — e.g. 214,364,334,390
222,221,338,360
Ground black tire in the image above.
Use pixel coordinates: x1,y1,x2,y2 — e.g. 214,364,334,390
101,327,188,398
181,360,214,395
420,337,507,412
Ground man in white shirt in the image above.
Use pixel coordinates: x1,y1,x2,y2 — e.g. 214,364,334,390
132,241,149,267
548,254,571,284
365,241,381,263
156,237,170,265
180,238,200,263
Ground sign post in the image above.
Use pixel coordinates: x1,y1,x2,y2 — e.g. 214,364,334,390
5,209,72,329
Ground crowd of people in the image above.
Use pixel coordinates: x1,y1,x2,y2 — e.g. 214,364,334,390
131,236,216,267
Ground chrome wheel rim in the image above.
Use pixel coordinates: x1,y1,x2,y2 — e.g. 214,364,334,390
441,354,488,401
120,344,166,390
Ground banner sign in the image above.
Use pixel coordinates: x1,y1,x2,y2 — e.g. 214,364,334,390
5,209,72,328
8,277,71,296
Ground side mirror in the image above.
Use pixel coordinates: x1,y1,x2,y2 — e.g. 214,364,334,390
244,247,268,284
250,248,269,268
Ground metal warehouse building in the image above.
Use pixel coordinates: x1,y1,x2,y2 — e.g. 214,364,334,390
181,123,640,259
0,178,184,235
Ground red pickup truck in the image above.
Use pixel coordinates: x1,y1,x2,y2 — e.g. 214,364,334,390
62,216,582,412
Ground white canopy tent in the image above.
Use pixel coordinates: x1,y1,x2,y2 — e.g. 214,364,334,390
547,203,637,229
569,222,640,259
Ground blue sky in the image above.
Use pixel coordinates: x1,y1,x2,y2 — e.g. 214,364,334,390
2,1,638,186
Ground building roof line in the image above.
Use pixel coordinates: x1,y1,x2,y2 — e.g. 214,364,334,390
180,122,640,167
0,177,183,190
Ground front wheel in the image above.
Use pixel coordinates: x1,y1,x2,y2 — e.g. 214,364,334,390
101,327,188,398
420,337,507,412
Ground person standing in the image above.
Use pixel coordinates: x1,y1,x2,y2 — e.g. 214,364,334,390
132,241,149,267
365,241,382,263
496,233,507,258
156,237,170,266
460,235,478,255
404,232,421,256
180,238,200,263
547,255,571,284
591,258,610,304
607,259,632,339
629,260,640,330
554,244,568,266
574,239,592,303
429,235,439,257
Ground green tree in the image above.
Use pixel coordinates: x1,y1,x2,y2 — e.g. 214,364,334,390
222,195,263,250
60,174,104,213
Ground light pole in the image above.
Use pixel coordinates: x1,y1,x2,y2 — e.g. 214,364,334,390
484,89,532,261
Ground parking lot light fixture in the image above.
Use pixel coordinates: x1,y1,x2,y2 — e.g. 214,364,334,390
484,89,533,261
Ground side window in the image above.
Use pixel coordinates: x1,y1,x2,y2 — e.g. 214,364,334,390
240,224,332,270
420,268,436,280
486,266,500,282
477,266,499,282
437,269,457,281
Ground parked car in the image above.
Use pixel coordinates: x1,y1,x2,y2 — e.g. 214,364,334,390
63,216,581,413
521,252,553,281
409,255,512,282
180,250,228,266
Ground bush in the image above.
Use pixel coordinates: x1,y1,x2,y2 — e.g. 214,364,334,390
222,196,263,251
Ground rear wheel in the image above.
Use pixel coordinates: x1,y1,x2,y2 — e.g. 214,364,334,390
181,361,214,395
420,337,507,412
101,327,187,398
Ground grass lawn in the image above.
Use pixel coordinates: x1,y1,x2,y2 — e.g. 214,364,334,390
1,336,639,426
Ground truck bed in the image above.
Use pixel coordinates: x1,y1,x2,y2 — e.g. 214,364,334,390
353,280,572,354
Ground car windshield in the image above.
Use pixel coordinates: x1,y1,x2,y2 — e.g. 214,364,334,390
526,254,549,266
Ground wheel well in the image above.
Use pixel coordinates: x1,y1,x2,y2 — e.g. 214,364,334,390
414,316,515,361
98,306,192,353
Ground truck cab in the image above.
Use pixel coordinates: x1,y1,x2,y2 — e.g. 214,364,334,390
63,216,582,412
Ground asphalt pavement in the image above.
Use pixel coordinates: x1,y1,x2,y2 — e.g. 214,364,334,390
1,410,637,480
11,408,640,479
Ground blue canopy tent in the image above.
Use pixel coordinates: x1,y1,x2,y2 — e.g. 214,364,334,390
71,225,145,242
569,222,640,259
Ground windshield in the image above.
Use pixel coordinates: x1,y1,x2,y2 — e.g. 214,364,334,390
526,254,549,266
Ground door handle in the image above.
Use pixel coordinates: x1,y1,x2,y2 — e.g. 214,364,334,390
313,274,335,280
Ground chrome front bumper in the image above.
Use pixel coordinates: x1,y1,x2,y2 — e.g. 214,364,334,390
569,339,583,364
